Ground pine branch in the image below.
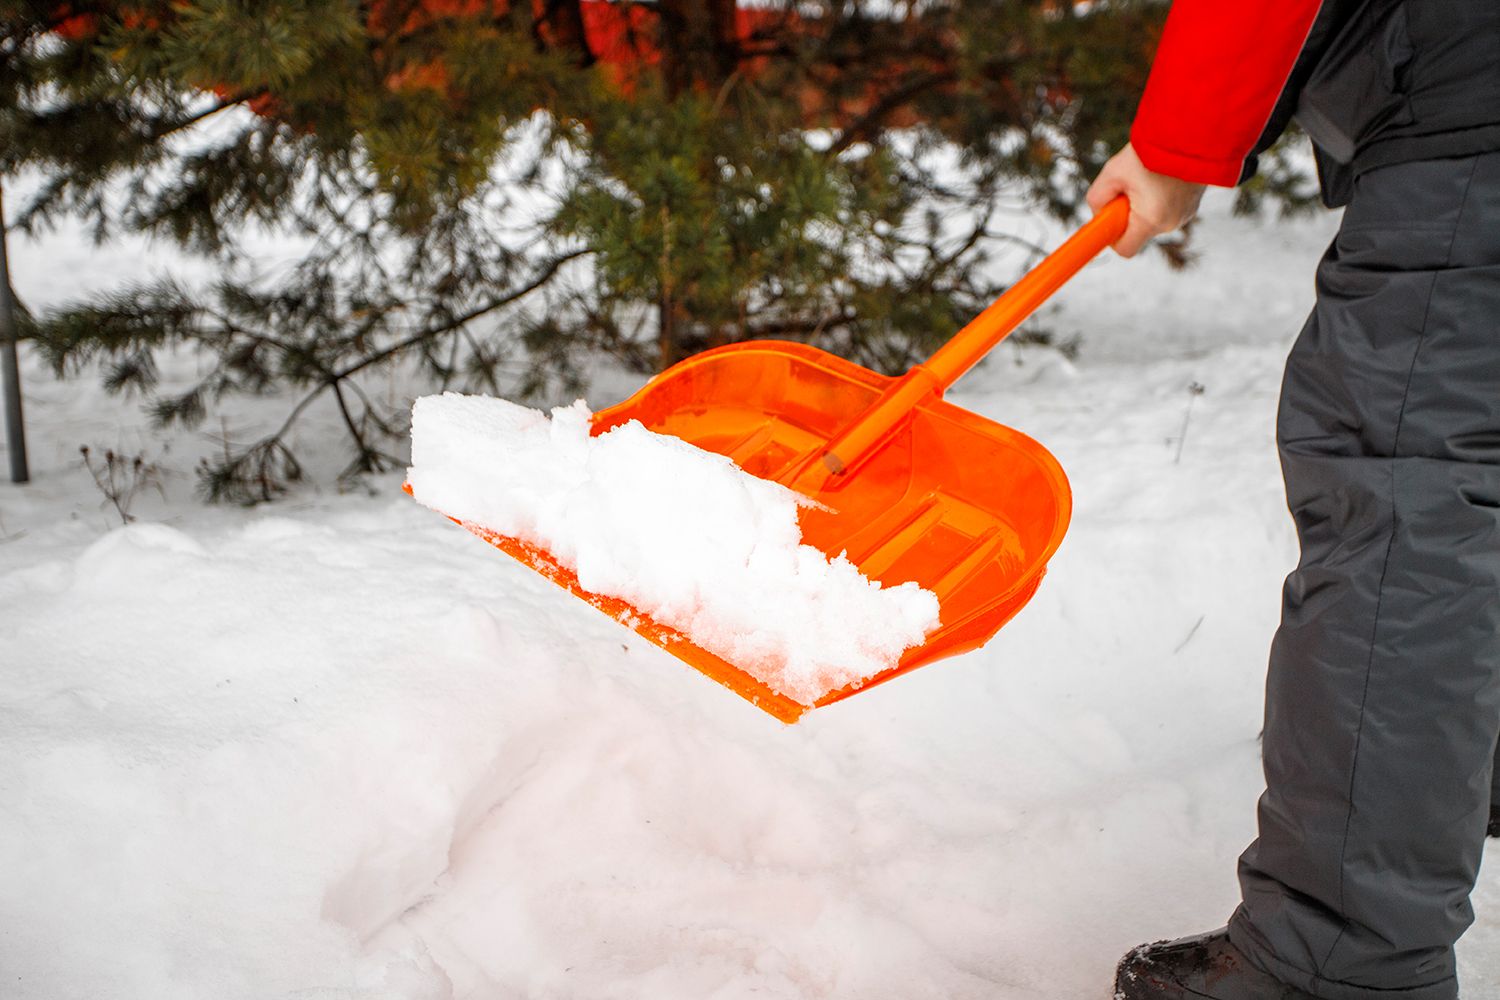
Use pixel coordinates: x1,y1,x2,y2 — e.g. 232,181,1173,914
826,69,958,156
148,90,267,143
330,247,590,383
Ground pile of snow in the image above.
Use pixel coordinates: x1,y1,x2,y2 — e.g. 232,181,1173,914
10,192,1500,1000
405,394,940,705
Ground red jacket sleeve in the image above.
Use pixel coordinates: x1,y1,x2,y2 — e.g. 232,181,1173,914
1131,0,1328,186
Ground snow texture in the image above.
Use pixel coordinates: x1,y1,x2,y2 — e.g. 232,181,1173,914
406,393,940,705
4,191,1500,1000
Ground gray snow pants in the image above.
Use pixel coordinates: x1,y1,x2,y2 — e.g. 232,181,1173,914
1227,151,1500,1000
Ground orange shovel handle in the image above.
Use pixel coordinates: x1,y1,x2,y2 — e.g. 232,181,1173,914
812,197,1130,478
925,195,1130,388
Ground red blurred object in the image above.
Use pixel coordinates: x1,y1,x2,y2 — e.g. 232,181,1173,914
44,2,992,133
413,199,1130,722
50,6,100,39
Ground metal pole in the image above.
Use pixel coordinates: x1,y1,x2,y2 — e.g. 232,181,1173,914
0,182,30,484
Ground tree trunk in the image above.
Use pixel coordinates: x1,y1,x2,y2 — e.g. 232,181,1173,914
656,0,741,96
531,0,593,65
657,198,679,371
707,0,741,83
0,183,29,485
657,292,679,372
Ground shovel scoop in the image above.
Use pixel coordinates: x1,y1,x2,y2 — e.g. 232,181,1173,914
412,198,1129,722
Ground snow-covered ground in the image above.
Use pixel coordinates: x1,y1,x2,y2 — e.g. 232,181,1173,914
4,192,1499,1000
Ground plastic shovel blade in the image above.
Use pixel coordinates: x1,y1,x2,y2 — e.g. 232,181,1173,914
409,338,1067,723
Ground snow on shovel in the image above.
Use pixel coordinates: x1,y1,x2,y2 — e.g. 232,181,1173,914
406,198,1130,722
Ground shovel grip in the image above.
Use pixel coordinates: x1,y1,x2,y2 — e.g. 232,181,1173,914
812,197,1130,481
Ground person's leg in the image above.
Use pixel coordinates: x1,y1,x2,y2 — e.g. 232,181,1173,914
1229,151,1500,1000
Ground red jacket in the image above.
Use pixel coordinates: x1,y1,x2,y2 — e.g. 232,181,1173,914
1131,0,1326,187
1134,0,1500,199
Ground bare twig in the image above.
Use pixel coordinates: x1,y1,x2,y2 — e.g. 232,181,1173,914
1173,382,1205,464
80,445,164,525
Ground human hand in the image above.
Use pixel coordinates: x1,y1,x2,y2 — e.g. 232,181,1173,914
1086,143,1206,258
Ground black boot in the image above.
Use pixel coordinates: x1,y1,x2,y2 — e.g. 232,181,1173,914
1115,928,1318,1000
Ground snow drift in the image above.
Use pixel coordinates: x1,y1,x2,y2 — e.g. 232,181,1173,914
9,193,1500,1000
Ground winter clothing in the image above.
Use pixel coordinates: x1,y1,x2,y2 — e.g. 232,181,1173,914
1226,150,1500,1000
1130,0,1500,204
1115,3,1500,998
1116,928,1319,1000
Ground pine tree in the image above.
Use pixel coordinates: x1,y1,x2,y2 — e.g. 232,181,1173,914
1,1,1314,502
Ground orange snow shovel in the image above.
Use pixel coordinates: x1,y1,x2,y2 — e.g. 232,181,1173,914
418,198,1129,723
